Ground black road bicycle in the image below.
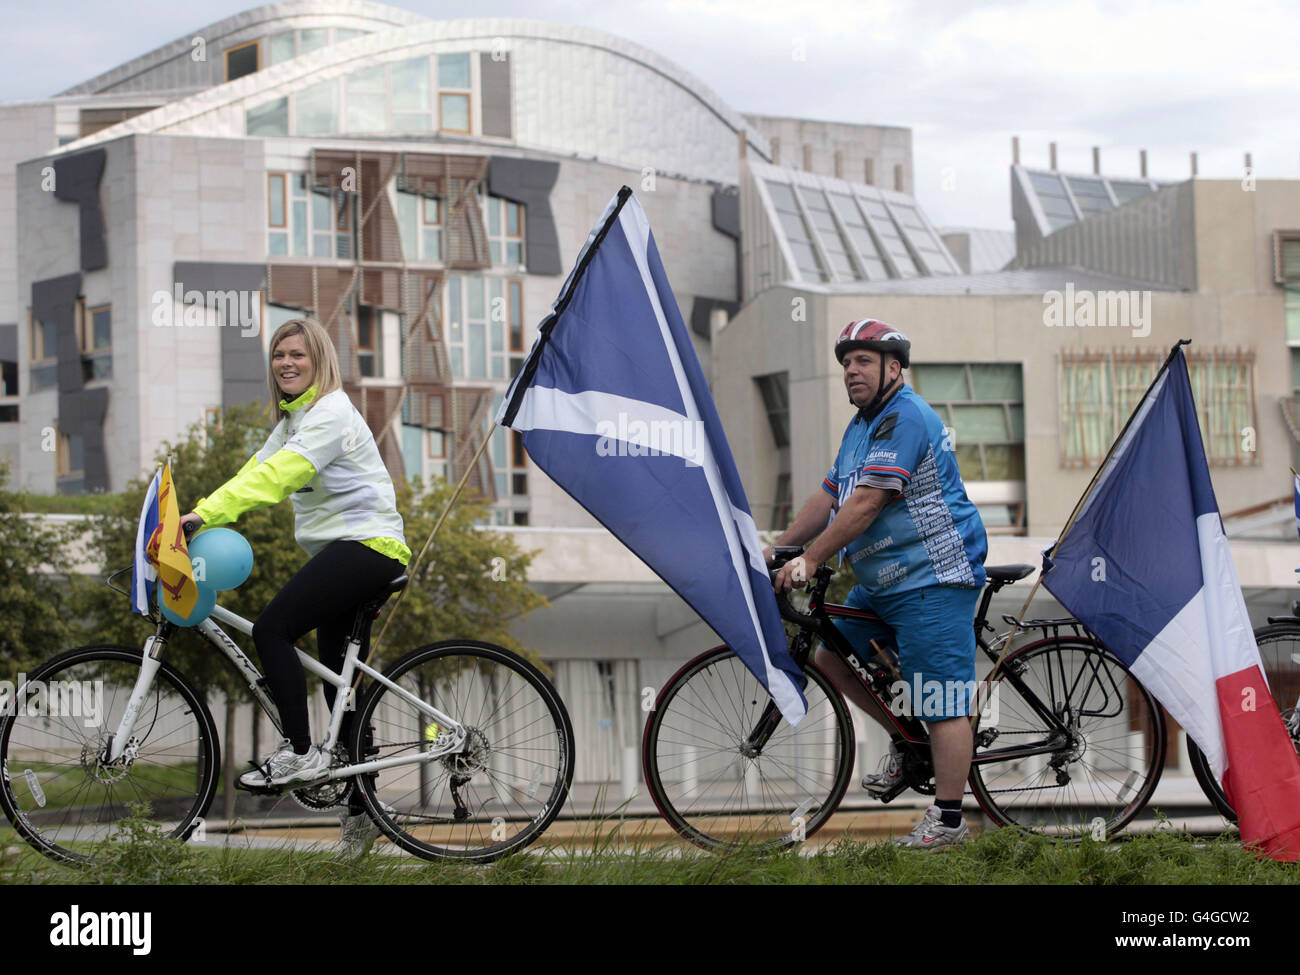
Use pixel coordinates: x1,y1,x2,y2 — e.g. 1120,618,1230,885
642,548,1167,851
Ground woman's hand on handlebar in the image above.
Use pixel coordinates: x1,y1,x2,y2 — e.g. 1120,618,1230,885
179,513,203,538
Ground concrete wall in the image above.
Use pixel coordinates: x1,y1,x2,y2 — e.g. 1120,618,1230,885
743,113,912,194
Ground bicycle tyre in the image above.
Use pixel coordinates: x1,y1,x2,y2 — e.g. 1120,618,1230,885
968,637,1165,839
350,640,574,862
1185,621,1300,824
642,645,855,852
0,645,220,866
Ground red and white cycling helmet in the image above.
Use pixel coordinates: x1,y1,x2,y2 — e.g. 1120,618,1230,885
834,319,910,368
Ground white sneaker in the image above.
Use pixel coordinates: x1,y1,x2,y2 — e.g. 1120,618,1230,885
861,741,904,797
892,805,969,850
335,800,397,861
239,742,330,789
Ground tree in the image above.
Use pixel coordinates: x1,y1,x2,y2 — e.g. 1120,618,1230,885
373,477,547,667
0,455,83,674
75,403,548,815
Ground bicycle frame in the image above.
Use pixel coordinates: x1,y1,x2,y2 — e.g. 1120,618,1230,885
106,599,469,785
753,570,1100,772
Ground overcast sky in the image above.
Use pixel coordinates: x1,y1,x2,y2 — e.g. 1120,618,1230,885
3,0,1297,230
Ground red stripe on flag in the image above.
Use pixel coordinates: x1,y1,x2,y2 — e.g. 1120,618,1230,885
1216,665,1300,861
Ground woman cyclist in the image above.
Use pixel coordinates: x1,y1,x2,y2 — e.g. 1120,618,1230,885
179,317,411,858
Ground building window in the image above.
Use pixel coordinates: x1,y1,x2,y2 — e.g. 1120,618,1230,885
438,53,472,133
764,182,826,282
55,423,84,479
29,308,56,363
395,190,443,262
486,196,524,266
754,372,789,447
1059,349,1257,468
1286,285,1300,344
267,173,350,258
911,363,1026,531
356,305,378,378
79,302,112,381
225,41,260,82
0,333,17,422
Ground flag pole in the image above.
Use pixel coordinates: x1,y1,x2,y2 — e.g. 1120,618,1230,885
369,421,498,657
972,339,1193,728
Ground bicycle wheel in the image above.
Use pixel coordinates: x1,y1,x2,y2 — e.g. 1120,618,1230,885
0,645,219,866
968,638,1164,839
350,640,574,862
1186,621,1300,823
642,646,855,852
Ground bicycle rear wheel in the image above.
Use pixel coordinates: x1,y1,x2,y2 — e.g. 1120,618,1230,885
0,645,219,866
1187,621,1300,823
351,641,574,862
968,638,1164,839
642,646,854,852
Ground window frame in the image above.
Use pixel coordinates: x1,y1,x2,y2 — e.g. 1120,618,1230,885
224,40,261,82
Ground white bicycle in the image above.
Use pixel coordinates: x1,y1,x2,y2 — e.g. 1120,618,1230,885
0,563,574,866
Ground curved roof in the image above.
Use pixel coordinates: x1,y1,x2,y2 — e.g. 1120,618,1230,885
56,16,771,179
58,0,426,97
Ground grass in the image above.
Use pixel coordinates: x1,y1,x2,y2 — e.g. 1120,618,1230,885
1,815,1297,885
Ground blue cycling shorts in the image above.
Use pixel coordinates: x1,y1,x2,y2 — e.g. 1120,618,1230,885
830,584,979,721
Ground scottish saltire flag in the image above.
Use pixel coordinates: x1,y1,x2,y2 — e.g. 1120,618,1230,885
130,467,162,615
497,187,807,722
1042,344,1300,860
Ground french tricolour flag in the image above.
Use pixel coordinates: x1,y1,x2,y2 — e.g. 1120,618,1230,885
129,467,162,616
497,187,807,723
1043,345,1300,859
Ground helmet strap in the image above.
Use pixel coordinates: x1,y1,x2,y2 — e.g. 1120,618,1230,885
853,361,901,425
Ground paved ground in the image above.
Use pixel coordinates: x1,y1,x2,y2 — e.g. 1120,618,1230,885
195,772,1236,857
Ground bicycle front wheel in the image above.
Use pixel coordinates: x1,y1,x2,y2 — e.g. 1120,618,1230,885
642,646,854,852
1187,621,1300,823
0,645,219,866
968,638,1164,839
351,641,574,862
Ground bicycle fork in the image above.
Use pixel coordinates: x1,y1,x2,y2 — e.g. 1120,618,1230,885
104,625,171,765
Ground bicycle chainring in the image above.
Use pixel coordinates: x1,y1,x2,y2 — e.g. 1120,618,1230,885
290,745,354,811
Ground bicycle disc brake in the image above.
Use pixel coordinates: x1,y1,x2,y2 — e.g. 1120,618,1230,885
443,727,490,822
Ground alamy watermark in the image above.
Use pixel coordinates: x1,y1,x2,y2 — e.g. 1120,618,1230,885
0,676,103,727
887,674,999,723
151,285,261,337
1043,283,1151,338
595,412,706,466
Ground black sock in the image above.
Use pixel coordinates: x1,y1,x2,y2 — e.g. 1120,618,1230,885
936,798,962,828
291,739,311,755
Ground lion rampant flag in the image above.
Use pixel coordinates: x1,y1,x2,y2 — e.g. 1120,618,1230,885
145,462,197,618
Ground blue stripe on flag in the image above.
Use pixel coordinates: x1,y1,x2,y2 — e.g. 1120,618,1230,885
130,469,161,616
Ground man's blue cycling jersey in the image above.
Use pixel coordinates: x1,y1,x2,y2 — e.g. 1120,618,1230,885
822,384,987,595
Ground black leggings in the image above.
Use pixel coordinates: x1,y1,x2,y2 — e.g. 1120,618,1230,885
252,540,405,765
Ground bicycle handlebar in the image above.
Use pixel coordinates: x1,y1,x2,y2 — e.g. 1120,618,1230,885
767,547,833,629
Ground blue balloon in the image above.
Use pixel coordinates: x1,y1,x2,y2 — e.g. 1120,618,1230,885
161,585,217,627
189,527,254,591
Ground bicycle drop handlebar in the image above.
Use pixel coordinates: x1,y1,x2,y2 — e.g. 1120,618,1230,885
766,546,833,630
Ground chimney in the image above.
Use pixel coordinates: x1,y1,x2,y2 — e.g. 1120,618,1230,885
1011,135,1020,165
1191,151,1198,177
1139,149,1148,178
1245,151,1253,170
1049,142,1058,170
1092,146,1100,174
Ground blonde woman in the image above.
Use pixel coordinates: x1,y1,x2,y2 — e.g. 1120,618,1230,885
179,318,410,858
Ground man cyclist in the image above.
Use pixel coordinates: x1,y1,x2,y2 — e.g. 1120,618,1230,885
766,319,987,849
